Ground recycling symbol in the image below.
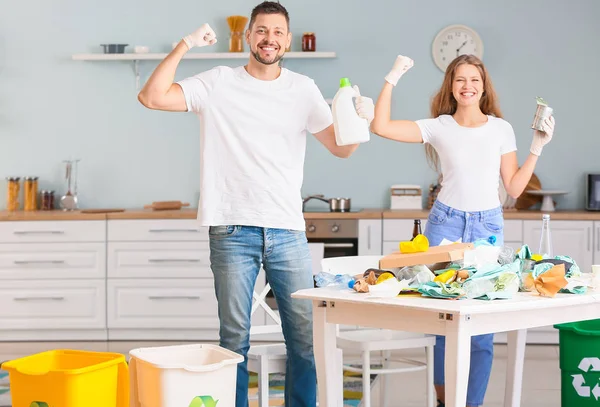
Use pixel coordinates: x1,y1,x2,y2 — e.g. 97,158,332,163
572,357,600,399
189,396,219,407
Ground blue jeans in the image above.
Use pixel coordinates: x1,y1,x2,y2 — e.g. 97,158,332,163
424,200,504,407
209,225,316,407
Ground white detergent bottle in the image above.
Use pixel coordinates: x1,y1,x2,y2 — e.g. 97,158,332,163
332,77,370,146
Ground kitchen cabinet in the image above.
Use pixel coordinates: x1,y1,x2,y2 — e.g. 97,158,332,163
502,219,524,254
358,219,382,255
0,220,107,341
523,220,594,273
106,219,219,341
0,215,597,343
595,221,600,264
383,218,428,255
519,220,594,345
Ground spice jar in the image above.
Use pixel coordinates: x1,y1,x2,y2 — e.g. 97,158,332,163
6,177,20,211
302,32,316,52
24,176,39,211
229,32,244,52
41,190,55,211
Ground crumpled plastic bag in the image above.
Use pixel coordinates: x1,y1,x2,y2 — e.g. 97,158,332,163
418,281,465,299
462,260,520,300
396,265,435,287
463,240,502,270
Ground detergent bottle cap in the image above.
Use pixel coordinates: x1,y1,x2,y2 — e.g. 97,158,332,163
339,77,351,88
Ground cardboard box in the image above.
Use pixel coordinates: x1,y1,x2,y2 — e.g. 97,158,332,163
379,242,474,269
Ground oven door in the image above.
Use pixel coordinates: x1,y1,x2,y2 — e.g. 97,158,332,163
308,237,359,258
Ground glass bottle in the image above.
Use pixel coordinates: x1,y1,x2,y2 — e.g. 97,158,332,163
411,219,422,241
538,214,553,258
24,176,39,211
6,177,20,211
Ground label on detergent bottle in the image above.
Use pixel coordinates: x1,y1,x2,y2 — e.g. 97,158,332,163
189,396,219,407
332,77,370,146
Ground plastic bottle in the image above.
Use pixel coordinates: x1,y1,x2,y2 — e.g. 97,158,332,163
314,272,355,289
332,78,370,146
538,214,553,258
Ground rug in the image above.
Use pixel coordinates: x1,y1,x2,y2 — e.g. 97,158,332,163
248,365,379,407
0,370,9,407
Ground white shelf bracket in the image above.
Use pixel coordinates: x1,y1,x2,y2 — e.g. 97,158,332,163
133,59,140,90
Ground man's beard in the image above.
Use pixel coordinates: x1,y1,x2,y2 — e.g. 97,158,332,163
251,44,284,65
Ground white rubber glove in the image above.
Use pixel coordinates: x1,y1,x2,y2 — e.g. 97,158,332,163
183,23,217,50
354,85,374,125
530,115,555,156
384,55,414,86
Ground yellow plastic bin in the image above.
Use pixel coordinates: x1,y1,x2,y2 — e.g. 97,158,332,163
1,349,129,407
129,344,244,407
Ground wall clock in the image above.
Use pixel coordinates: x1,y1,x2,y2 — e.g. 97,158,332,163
432,24,484,72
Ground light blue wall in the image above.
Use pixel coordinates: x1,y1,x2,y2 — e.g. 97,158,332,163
1,0,598,210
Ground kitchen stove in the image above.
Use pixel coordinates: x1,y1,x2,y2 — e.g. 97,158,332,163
302,208,363,213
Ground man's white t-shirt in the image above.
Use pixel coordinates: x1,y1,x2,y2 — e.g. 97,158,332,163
416,114,517,212
177,66,333,231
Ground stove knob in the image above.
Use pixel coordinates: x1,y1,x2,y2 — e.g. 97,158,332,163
331,224,340,233
307,224,316,233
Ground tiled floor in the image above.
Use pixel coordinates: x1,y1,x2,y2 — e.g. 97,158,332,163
0,341,562,406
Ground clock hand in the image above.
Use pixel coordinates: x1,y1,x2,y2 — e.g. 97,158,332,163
456,40,468,56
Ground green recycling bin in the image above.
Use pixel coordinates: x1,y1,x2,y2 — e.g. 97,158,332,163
555,319,600,406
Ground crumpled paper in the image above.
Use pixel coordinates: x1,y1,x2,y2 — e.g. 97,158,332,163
534,264,568,297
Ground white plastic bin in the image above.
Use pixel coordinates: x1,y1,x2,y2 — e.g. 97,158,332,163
129,344,243,407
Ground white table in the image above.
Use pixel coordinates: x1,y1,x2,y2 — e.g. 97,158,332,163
292,288,600,407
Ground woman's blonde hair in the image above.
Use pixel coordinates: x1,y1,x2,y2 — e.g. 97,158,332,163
425,54,503,172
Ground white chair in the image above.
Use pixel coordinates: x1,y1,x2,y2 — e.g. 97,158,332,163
321,255,435,407
246,268,287,407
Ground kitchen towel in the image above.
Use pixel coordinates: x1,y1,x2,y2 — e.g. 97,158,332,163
308,243,325,275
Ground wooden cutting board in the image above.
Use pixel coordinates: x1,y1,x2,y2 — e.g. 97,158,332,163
144,201,190,211
515,173,543,210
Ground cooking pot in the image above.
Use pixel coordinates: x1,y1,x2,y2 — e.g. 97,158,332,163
303,194,351,212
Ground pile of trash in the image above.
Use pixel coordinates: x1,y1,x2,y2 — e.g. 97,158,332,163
315,235,587,301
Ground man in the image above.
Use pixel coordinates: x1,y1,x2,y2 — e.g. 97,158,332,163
137,2,374,406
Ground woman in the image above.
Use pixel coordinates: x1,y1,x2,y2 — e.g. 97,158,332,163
370,54,555,407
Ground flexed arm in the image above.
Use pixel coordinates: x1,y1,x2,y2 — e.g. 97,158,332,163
370,55,423,143
138,24,217,111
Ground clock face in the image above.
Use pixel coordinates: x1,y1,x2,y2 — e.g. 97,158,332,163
432,25,483,72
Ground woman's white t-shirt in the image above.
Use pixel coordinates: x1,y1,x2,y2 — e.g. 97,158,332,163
416,114,517,212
